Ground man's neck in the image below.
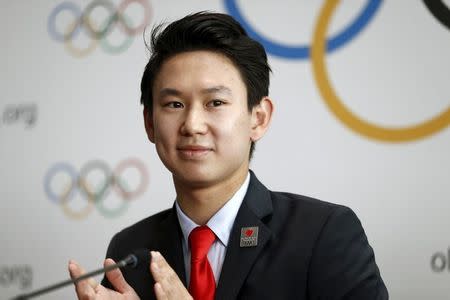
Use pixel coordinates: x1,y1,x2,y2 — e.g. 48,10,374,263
173,169,249,225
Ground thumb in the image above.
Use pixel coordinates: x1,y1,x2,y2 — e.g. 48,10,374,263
104,258,133,294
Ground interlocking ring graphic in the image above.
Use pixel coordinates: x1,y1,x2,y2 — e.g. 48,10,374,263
423,0,450,31
311,0,450,141
44,158,149,220
224,0,382,59
47,0,152,57
225,0,450,141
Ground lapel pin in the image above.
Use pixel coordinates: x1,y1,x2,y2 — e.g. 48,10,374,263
240,226,258,247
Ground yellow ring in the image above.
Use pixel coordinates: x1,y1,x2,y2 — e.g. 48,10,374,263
311,0,450,142
61,178,95,220
64,19,97,58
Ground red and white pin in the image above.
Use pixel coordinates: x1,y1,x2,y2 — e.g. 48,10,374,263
240,226,258,247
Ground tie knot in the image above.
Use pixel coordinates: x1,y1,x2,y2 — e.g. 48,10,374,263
189,225,216,261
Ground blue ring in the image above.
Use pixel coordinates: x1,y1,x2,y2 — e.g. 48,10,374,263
223,0,383,59
47,1,82,42
44,162,78,203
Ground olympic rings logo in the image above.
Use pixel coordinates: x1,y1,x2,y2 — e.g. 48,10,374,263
224,0,381,59
44,158,149,220
224,0,450,142
47,0,152,57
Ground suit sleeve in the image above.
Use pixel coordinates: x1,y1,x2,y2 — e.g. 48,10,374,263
100,233,119,290
307,206,389,300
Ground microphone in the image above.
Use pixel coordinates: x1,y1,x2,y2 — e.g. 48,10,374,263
11,249,150,300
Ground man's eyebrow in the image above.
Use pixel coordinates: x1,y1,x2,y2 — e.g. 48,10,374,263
201,85,232,95
158,88,182,98
158,86,232,98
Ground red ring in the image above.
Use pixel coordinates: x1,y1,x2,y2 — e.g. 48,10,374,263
113,157,149,200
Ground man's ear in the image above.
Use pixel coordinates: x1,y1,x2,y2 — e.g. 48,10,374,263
250,97,274,142
143,107,155,143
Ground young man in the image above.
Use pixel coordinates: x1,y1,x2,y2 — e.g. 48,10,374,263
69,12,388,300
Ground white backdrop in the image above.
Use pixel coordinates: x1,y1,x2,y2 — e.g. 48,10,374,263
1,0,449,299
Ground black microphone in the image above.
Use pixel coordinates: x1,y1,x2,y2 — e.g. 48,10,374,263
11,249,150,300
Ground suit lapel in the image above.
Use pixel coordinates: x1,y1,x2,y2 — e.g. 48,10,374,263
215,171,273,300
156,205,187,286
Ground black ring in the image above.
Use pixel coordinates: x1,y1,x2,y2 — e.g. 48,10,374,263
423,0,450,31
78,160,112,202
82,0,118,40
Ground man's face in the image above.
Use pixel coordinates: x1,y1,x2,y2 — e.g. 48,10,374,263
145,50,255,187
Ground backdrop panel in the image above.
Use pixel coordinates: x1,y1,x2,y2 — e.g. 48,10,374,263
1,1,449,299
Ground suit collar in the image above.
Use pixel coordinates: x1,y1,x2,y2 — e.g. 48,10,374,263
243,170,273,219
175,172,251,248
156,171,273,295
157,205,187,286
215,170,273,299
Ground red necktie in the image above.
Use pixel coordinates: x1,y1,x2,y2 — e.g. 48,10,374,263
189,225,216,300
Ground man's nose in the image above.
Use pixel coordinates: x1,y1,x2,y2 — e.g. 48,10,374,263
180,105,208,136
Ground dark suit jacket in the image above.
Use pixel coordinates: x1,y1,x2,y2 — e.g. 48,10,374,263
102,171,388,299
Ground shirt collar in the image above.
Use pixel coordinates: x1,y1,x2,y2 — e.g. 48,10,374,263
176,172,250,247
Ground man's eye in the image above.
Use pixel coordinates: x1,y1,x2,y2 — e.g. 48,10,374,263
165,102,184,108
207,100,225,107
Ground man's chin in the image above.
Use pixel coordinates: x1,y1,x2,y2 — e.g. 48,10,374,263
172,170,218,188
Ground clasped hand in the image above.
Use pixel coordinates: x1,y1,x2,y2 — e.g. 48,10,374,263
68,251,192,300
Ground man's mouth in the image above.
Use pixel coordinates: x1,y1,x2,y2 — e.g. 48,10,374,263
177,145,212,158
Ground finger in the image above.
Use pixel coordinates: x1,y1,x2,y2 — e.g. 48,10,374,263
104,258,133,294
150,251,175,280
68,260,98,288
150,252,173,294
154,282,168,300
150,252,192,299
69,260,99,289
68,260,96,297
150,251,167,282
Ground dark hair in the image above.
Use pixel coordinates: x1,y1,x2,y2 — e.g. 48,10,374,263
140,11,271,158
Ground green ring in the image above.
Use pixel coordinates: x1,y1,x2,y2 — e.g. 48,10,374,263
95,176,129,218
100,13,133,54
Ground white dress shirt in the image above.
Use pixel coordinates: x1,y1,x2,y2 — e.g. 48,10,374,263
175,172,250,286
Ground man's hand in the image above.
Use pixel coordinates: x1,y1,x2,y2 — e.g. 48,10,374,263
68,258,140,300
150,251,193,300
